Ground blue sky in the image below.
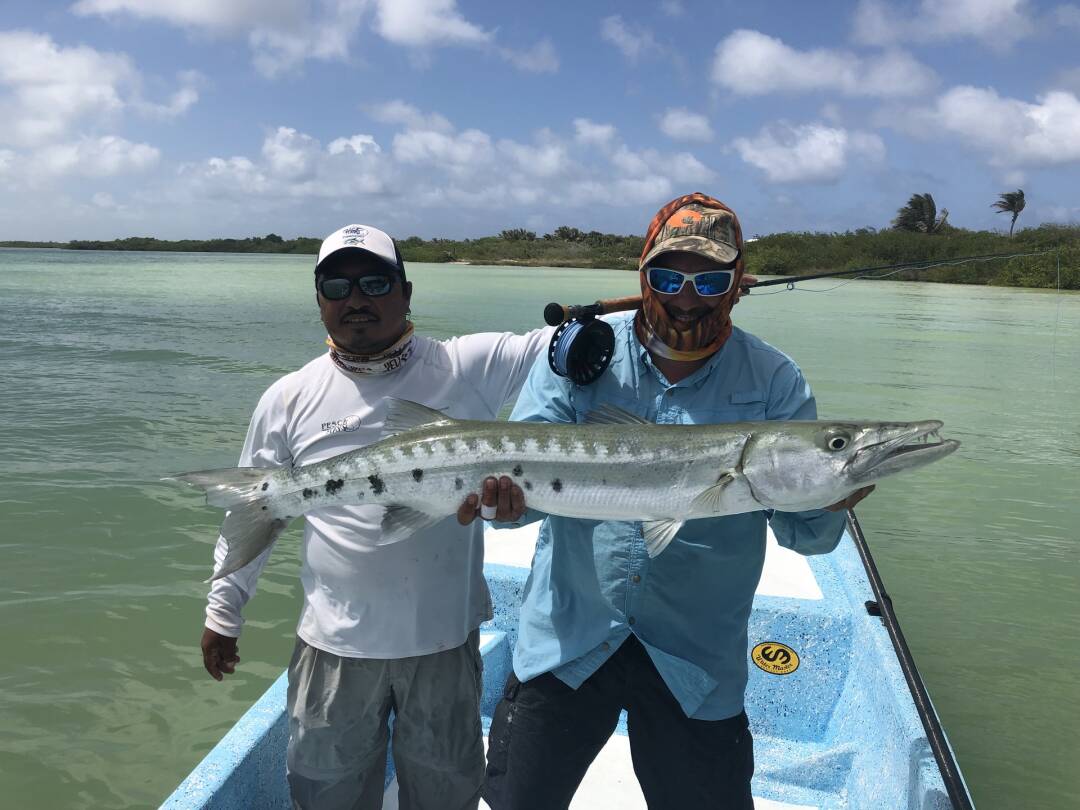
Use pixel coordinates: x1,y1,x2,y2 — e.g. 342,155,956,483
1,0,1078,241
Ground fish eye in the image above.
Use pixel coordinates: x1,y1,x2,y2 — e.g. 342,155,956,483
826,432,851,451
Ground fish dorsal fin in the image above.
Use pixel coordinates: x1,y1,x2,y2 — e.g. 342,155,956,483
583,403,649,426
642,518,684,557
689,473,736,515
383,398,458,437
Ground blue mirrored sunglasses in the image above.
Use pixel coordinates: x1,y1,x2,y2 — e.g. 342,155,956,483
319,275,395,300
646,265,736,297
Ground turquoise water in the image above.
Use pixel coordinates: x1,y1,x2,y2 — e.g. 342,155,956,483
1,248,1077,808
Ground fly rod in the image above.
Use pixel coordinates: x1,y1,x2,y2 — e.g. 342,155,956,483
543,248,1058,326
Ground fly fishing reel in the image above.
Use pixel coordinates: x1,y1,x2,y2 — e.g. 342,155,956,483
543,298,639,386
547,315,615,386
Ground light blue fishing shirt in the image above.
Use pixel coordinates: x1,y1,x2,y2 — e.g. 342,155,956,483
507,311,847,720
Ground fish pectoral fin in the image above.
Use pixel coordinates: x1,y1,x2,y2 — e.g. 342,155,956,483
382,398,459,438
376,504,446,546
208,505,292,582
582,404,649,426
642,518,685,558
688,473,737,515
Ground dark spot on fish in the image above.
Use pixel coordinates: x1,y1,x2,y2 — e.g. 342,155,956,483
368,474,385,495
524,481,533,491
412,468,424,482
551,478,563,493
261,482,269,491
303,488,315,499
455,477,463,491
602,478,607,486
512,464,523,477
261,506,267,511
325,478,344,495
356,490,365,499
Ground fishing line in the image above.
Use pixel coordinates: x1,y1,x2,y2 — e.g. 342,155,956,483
750,248,1059,295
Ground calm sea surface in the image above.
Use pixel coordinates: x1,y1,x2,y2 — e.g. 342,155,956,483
1,248,1077,809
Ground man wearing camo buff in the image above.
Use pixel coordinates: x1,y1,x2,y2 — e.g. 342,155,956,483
482,193,875,810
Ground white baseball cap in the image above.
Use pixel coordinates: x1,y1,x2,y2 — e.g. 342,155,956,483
316,223,405,279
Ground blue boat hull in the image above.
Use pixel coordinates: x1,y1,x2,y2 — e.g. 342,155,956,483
163,518,974,809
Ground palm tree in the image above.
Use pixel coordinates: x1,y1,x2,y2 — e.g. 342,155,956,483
992,189,1025,236
892,193,949,233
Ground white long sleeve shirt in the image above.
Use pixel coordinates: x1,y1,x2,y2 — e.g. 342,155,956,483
205,328,552,658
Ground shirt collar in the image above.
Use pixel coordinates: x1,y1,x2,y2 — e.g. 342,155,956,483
629,318,732,390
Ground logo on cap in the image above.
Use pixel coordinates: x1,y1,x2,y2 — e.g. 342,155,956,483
658,206,736,247
342,226,369,243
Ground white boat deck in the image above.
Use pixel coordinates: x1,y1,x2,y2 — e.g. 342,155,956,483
384,523,824,809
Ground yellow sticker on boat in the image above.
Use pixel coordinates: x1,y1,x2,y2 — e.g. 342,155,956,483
751,642,800,675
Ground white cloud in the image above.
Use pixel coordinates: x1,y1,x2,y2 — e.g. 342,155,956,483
183,127,387,200
0,30,200,155
573,119,617,146
659,108,714,142
373,0,490,46
498,136,569,178
1056,67,1080,94
0,31,134,146
135,70,202,119
32,136,160,177
500,39,559,74
1054,4,1080,28
392,128,495,173
328,134,380,156
1040,204,1080,223
73,0,346,78
711,30,936,98
899,86,1080,168
601,16,657,61
77,0,555,76
368,100,454,133
262,127,321,180
71,0,305,31
733,122,885,183
853,0,1035,49
92,191,118,208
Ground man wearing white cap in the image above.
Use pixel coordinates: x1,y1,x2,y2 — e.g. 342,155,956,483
199,223,550,809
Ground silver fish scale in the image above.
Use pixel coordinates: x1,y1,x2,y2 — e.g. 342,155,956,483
276,421,756,521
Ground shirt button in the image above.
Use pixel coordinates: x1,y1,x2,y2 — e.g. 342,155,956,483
632,574,641,584
601,642,610,651
628,617,636,626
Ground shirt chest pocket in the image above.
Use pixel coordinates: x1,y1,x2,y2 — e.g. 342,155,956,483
689,389,768,422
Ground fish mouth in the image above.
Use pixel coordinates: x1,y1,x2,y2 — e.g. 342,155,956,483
848,420,960,480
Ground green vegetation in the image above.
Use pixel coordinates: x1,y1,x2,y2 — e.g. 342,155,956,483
991,189,1026,237
3,222,1077,289
891,193,950,233
743,223,1077,289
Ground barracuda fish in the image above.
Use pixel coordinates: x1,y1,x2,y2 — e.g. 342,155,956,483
173,399,959,581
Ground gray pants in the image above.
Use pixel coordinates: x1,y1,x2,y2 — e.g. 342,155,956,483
286,630,485,810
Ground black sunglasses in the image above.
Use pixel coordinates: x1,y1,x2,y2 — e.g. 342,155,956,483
318,275,396,300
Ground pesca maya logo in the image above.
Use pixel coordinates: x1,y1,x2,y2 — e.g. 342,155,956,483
321,414,363,434
751,641,800,675
341,226,368,246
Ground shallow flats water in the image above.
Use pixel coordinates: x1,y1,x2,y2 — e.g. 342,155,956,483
0,248,1078,809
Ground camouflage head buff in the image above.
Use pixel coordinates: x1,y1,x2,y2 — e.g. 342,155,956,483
634,192,745,361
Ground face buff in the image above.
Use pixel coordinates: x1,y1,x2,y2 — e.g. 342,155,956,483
326,322,416,375
634,193,746,361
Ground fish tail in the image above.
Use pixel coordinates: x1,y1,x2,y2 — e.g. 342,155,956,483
165,467,272,509
209,503,291,582
164,467,290,581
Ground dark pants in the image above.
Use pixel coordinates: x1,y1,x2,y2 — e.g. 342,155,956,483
483,636,754,810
